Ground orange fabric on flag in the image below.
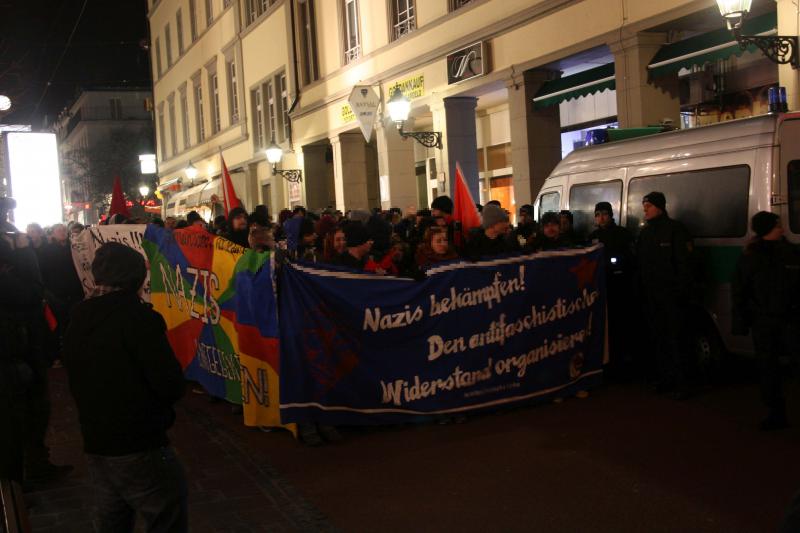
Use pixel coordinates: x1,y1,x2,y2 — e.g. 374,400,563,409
221,154,243,215
452,163,481,246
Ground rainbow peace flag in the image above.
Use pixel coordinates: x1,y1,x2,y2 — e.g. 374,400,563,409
143,224,285,429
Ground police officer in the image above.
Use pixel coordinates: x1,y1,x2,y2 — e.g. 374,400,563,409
732,212,800,430
588,202,634,378
636,192,694,399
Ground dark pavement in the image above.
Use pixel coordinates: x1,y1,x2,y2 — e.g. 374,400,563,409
28,367,800,532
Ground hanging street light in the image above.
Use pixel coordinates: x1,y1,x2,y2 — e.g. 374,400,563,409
139,185,150,198
0,95,11,112
265,136,302,182
139,154,157,174
716,0,798,68
386,87,443,149
184,160,198,182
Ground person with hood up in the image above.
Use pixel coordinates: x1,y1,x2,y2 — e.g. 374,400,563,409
225,206,250,248
732,212,800,430
464,204,519,260
332,222,373,270
63,242,187,532
283,217,318,262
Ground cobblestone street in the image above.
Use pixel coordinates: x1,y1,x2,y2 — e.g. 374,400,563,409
24,366,800,532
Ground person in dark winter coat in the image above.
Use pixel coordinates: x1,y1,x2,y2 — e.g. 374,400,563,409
636,192,694,399
464,204,519,260
526,212,564,252
63,242,187,532
38,223,84,338
332,222,373,270
588,202,635,377
732,212,800,430
225,206,250,248
415,226,459,271
515,204,538,246
559,210,579,245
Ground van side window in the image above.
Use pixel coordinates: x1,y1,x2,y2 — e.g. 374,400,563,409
568,181,622,237
538,191,560,219
788,160,800,233
626,165,750,238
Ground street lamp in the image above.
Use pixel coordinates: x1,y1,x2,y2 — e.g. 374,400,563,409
0,95,10,112
184,160,198,182
386,87,443,149
139,185,150,198
265,137,302,182
716,0,798,68
139,154,157,174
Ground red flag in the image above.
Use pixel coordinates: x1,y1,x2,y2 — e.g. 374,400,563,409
221,154,242,215
452,163,481,246
109,176,131,218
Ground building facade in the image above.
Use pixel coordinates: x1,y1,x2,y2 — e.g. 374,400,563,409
147,0,800,221
53,88,154,224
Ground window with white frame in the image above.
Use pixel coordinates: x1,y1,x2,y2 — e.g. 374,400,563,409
343,0,360,64
252,87,265,149
205,0,213,26
194,80,205,141
189,0,198,40
109,98,123,120
449,0,473,11
168,95,177,157
176,10,184,55
157,104,166,160
266,79,277,140
227,58,239,124
296,0,319,86
391,0,415,40
165,23,173,67
279,73,290,142
210,72,221,133
154,37,163,77
180,87,190,148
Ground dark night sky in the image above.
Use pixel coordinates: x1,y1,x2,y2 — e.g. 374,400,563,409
0,0,151,128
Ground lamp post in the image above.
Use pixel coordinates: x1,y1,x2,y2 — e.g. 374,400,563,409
386,87,443,149
0,95,11,112
717,0,799,68
139,154,157,174
184,161,198,183
265,137,303,182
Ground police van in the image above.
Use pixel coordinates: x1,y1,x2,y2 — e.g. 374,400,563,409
534,111,800,362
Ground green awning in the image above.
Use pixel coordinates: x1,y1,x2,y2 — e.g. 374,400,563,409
648,12,776,79
532,63,615,109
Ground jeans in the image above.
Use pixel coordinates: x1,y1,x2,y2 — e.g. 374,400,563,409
87,447,188,533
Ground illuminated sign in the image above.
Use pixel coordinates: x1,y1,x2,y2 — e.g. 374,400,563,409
348,86,381,142
387,74,424,100
5,132,63,230
447,42,487,85
341,103,355,124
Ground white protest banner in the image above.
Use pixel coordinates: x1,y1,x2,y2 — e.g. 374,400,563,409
70,224,150,301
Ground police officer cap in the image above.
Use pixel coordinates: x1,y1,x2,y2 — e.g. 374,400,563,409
642,192,667,211
594,202,613,216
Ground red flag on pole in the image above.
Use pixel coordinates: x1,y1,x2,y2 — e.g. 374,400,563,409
109,175,131,218
452,163,481,246
220,154,243,216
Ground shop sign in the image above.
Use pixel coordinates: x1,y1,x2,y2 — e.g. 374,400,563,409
447,42,486,85
348,85,381,142
341,104,355,124
288,180,302,203
387,74,424,100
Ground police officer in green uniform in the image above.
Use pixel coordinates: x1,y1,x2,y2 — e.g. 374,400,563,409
636,192,694,399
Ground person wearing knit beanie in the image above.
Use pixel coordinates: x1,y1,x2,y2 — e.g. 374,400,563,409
642,192,667,217
481,204,509,229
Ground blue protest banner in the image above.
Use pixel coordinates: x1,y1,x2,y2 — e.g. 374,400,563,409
278,246,606,425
